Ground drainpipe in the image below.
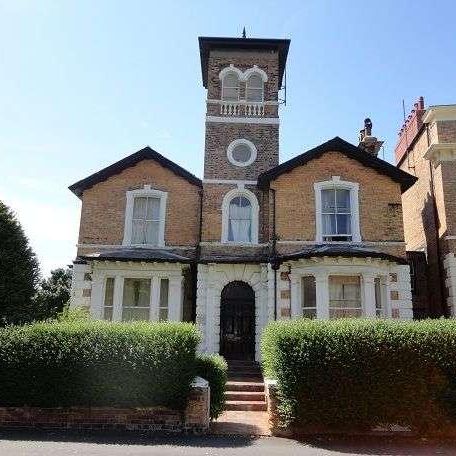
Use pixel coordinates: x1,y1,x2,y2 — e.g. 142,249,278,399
270,188,279,320
426,125,448,317
192,187,204,323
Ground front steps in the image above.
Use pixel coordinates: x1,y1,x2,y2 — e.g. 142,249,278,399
225,361,267,412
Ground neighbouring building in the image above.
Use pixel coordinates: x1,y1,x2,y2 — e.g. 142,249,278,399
396,98,456,318
69,36,416,362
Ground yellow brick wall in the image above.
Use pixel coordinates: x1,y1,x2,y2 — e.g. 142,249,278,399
77,159,201,253
271,151,406,253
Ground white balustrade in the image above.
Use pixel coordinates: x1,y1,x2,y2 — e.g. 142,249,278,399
219,101,265,117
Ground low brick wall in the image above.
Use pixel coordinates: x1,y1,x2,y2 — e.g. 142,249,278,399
0,377,210,434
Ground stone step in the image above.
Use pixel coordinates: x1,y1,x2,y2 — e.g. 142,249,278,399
226,381,264,392
225,400,267,412
227,369,262,377
227,376,263,383
226,391,265,402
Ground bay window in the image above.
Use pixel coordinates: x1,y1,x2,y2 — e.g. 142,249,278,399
329,276,362,318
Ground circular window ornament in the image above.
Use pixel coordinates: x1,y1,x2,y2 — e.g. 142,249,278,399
227,139,257,167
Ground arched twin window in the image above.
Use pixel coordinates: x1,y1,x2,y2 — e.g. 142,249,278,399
222,189,259,244
220,66,266,102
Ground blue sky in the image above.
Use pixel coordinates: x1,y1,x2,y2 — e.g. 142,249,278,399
1,0,455,276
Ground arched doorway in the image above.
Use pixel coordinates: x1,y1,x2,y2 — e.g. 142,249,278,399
220,281,255,361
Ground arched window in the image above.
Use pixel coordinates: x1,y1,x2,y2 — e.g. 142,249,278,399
246,73,264,102
228,196,252,243
222,72,240,101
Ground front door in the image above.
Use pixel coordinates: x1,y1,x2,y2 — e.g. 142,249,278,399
220,281,255,361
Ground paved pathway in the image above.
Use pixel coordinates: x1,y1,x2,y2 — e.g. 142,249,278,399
1,431,456,455
210,410,271,435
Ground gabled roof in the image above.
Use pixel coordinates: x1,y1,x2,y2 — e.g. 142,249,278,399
69,146,202,197
258,136,417,193
198,36,290,88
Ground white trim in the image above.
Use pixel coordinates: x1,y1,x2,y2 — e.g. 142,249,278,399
206,116,280,125
77,244,195,250
445,236,456,240
424,143,456,163
207,99,279,106
423,105,456,124
202,179,257,186
314,176,361,243
221,188,259,245
244,65,268,82
276,240,405,246
218,64,243,81
199,241,267,247
218,64,268,83
226,138,257,167
122,185,167,248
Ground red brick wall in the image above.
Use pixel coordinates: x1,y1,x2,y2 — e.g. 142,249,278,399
0,386,209,434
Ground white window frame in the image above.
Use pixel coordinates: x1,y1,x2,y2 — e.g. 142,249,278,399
314,176,361,243
221,188,259,245
227,138,257,167
219,65,242,102
245,74,264,103
218,64,268,101
122,185,168,247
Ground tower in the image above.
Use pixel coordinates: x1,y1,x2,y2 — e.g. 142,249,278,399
198,36,290,250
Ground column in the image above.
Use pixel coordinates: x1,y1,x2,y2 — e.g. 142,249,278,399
266,264,276,321
315,272,329,319
290,274,301,318
362,273,376,317
90,274,104,319
150,276,160,321
112,275,124,321
168,274,184,321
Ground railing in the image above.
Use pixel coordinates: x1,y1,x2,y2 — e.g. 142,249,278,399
220,101,265,117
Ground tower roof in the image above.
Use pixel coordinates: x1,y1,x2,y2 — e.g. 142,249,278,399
198,36,290,88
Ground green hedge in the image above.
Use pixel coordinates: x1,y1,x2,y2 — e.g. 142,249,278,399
261,319,456,432
196,354,227,419
0,320,200,410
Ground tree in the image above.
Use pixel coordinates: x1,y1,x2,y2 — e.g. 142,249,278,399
0,201,40,326
34,267,72,321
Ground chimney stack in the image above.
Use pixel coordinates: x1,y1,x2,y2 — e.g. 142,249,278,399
358,118,383,157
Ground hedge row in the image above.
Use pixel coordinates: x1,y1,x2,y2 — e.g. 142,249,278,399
0,320,200,410
261,319,456,432
195,354,227,419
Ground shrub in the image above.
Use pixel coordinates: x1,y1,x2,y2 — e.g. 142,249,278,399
56,305,90,322
33,268,72,321
0,201,40,326
261,319,456,433
195,354,227,419
0,320,200,410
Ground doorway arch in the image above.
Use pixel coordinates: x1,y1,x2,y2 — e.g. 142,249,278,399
220,281,255,361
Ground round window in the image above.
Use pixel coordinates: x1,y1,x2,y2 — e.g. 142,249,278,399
227,139,257,167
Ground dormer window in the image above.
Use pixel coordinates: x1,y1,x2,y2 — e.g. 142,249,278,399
221,72,240,101
123,186,167,247
314,177,361,243
246,74,264,102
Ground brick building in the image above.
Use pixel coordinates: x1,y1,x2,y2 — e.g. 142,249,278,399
70,36,416,361
396,98,456,318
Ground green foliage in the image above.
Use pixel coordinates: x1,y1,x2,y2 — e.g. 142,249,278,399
56,305,90,322
195,354,227,419
0,320,200,410
261,319,456,432
0,201,40,326
33,268,72,321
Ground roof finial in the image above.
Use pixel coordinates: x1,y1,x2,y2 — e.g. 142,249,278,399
242,27,246,38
